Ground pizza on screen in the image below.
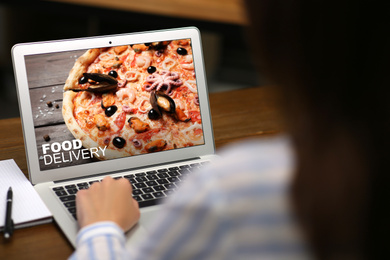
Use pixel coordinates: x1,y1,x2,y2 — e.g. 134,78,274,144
28,39,205,170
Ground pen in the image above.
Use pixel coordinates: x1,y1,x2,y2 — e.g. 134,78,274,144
4,187,14,239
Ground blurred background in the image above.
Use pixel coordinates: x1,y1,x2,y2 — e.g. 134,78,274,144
0,0,262,119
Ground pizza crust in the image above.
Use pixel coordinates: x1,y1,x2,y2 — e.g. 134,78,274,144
64,48,101,91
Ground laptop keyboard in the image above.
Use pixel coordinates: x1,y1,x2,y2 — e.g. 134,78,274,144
52,162,209,220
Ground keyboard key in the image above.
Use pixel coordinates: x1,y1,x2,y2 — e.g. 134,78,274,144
154,185,165,191
169,170,181,177
168,167,179,171
164,183,177,190
167,177,179,183
141,194,154,200
68,207,76,214
145,181,158,187
146,170,157,174
179,165,190,169
67,189,78,195
72,214,77,220
147,174,159,180
52,187,64,191
64,201,75,208
133,189,143,195
153,192,165,198
124,174,135,178
135,176,148,182
60,195,76,202
190,163,200,167
134,183,147,189
127,178,136,184
142,187,154,194
113,176,122,179
135,173,146,177
65,184,76,189
77,182,88,187
157,173,169,178
89,180,99,184
157,179,169,185
78,186,89,190
55,190,68,197
178,168,190,175
157,168,168,173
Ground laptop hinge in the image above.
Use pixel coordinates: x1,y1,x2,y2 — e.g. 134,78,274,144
54,157,201,184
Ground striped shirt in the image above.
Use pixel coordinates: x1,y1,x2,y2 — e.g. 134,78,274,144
69,136,310,260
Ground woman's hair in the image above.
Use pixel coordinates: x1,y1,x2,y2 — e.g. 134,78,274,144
244,0,389,259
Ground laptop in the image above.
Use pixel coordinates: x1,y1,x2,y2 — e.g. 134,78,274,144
11,27,217,248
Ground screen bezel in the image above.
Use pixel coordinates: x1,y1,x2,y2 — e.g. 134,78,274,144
12,27,215,185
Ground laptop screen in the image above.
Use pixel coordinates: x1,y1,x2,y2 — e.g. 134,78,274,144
23,38,205,171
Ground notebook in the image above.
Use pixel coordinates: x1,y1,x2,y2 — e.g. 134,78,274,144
0,159,52,230
11,27,217,247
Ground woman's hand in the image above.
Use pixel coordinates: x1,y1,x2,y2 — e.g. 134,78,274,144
76,176,140,232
